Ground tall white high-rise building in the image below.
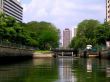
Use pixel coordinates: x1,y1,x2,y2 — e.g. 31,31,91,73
74,28,77,37
72,27,77,38
106,0,110,21
0,0,23,22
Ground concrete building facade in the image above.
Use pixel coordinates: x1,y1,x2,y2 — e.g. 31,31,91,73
0,0,23,22
63,28,71,48
0,0,3,12
106,0,110,21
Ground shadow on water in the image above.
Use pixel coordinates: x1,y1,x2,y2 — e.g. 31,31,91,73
0,56,32,65
0,58,58,82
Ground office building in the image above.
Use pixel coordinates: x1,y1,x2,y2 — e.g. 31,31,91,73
0,0,23,22
106,0,110,21
63,28,71,48
72,27,77,38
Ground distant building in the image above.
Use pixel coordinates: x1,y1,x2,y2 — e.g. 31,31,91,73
0,0,23,22
63,28,71,48
59,42,63,48
72,27,77,38
106,41,110,48
73,27,77,37
106,0,110,21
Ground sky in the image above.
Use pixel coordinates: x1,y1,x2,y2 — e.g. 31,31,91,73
21,0,105,30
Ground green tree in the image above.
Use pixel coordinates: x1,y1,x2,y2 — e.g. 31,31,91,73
23,21,60,50
0,13,60,49
69,19,109,49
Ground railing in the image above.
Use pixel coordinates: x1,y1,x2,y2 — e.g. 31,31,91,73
0,40,35,50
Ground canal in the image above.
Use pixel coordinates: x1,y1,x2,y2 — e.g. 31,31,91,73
0,57,110,82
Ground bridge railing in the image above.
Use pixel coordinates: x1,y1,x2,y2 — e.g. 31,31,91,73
51,48,74,52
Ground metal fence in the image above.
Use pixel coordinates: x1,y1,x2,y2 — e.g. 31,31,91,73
0,40,35,50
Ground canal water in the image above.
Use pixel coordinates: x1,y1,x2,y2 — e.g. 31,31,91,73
0,57,110,82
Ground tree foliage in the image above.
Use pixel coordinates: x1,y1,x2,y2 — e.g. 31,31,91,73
0,13,60,50
70,19,110,49
23,21,60,50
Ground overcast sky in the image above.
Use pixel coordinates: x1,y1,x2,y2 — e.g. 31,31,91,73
22,0,105,30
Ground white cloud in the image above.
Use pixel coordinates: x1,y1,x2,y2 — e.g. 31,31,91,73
22,0,105,29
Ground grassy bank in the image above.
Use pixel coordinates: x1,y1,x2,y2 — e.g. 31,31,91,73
34,50,52,54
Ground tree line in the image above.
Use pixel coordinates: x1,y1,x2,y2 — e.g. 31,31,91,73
0,13,60,50
69,19,110,50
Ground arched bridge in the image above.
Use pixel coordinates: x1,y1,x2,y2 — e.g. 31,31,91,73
51,48,78,57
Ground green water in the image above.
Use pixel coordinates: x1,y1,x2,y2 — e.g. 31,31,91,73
0,58,110,82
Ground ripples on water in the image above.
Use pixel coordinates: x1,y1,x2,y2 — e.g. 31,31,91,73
0,57,110,82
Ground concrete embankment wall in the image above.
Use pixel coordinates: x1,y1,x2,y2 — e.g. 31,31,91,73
0,46,33,58
99,50,110,59
33,52,53,58
79,49,110,59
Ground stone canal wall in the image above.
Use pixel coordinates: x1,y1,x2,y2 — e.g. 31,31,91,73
0,46,33,57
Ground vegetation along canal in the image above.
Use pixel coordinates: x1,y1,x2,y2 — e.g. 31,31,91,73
0,57,110,82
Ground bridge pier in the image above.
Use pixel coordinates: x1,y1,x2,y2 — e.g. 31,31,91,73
72,52,74,57
62,52,64,57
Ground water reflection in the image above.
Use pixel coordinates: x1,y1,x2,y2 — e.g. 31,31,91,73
0,58,110,82
58,58,76,82
72,58,110,82
87,59,92,72
106,65,110,77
